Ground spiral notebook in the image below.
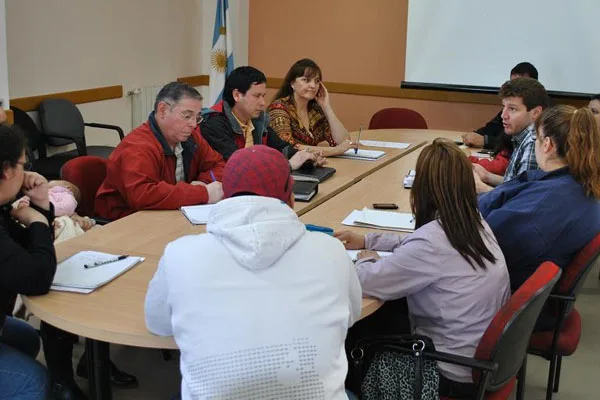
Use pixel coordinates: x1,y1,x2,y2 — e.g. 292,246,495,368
51,251,144,293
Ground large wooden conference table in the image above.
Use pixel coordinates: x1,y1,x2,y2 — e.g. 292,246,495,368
23,129,462,399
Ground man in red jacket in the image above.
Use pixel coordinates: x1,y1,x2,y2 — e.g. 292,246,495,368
95,82,225,220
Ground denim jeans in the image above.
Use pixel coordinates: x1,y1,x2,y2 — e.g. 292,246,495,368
0,317,49,399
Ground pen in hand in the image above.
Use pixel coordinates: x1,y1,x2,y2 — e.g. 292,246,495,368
209,170,216,182
84,255,129,269
355,125,363,154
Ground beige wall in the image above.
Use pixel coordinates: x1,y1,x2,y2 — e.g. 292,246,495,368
6,0,207,146
249,0,500,132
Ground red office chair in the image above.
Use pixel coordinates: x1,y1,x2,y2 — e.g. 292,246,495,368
351,262,561,400
528,233,600,400
368,108,428,130
60,156,108,222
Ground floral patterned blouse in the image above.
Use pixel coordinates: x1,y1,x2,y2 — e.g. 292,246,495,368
267,96,336,147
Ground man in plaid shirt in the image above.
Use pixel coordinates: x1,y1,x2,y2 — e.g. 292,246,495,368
474,78,549,193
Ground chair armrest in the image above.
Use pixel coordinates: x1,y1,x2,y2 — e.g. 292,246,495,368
423,349,498,373
84,123,125,140
548,293,576,302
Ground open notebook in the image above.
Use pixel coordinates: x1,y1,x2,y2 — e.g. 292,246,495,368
181,204,216,225
342,208,415,232
51,251,144,293
334,149,386,161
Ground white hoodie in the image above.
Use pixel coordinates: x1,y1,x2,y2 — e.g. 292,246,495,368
145,196,362,400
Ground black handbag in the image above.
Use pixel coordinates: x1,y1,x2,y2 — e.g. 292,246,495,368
350,334,440,400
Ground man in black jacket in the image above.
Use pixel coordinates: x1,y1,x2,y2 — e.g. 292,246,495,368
463,62,539,149
201,66,324,169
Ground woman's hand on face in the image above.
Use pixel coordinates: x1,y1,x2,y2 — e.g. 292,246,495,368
315,82,330,109
21,172,50,209
333,230,366,250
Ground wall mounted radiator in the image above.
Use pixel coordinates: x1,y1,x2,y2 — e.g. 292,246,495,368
127,86,162,129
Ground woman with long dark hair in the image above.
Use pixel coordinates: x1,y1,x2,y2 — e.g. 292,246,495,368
336,139,510,397
268,58,352,157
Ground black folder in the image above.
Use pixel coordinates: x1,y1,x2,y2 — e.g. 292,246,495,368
292,166,336,183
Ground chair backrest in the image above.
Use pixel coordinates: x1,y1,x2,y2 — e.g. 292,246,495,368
556,233,600,298
60,156,107,217
474,262,561,392
368,108,428,130
10,106,46,158
38,98,85,148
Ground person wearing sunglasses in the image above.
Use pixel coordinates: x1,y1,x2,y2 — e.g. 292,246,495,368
95,82,226,220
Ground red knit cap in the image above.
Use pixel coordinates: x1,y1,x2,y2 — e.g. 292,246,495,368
223,145,293,202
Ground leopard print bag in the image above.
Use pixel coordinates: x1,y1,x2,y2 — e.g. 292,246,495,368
351,335,440,400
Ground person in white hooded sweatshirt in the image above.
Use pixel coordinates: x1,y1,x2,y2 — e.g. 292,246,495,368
145,145,362,400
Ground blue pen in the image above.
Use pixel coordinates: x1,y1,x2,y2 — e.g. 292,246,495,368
305,224,334,235
209,170,216,182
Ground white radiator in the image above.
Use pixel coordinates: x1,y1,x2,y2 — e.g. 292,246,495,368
127,85,162,129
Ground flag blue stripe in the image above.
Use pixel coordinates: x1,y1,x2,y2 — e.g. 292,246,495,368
212,0,223,46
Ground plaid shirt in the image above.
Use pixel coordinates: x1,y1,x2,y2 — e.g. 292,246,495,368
174,143,184,182
504,124,538,182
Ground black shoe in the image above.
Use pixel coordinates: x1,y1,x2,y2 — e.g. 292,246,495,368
51,380,88,400
76,358,139,389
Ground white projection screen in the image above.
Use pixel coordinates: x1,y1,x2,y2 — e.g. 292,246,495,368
405,0,600,94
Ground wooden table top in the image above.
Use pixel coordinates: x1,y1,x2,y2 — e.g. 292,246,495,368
24,129,464,349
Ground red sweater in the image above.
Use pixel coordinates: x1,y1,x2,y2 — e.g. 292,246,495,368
469,150,511,176
95,120,225,220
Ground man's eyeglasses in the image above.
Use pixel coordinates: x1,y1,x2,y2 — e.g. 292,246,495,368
16,161,32,171
175,111,203,125
163,101,203,124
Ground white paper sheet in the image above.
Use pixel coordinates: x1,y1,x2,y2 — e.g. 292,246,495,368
334,149,386,161
180,204,216,225
359,140,410,149
346,250,393,262
342,208,415,232
52,251,144,291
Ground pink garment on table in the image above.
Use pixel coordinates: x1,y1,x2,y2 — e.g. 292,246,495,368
49,185,78,217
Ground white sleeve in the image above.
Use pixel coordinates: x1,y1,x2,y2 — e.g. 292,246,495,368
347,257,363,327
144,255,173,336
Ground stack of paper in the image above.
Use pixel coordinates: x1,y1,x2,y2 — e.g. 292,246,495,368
342,208,415,232
180,204,216,225
52,251,144,293
334,149,386,161
346,250,393,262
359,140,410,149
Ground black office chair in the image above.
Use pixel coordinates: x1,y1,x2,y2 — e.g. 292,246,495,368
10,106,75,180
38,98,124,159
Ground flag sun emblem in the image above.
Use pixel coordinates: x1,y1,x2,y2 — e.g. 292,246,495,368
211,49,227,73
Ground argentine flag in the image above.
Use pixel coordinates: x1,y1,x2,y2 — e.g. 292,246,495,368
209,0,234,106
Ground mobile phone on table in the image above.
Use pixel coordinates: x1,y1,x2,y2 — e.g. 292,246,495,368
373,203,399,210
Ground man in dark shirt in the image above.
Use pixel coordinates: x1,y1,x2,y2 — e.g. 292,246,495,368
463,62,539,149
201,66,324,170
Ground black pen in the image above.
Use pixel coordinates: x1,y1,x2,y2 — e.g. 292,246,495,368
355,125,363,154
84,255,129,269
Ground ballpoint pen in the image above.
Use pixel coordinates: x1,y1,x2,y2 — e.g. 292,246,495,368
209,170,217,182
355,125,363,154
84,255,129,269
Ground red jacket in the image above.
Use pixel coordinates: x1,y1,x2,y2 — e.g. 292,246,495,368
469,150,510,176
95,117,225,220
